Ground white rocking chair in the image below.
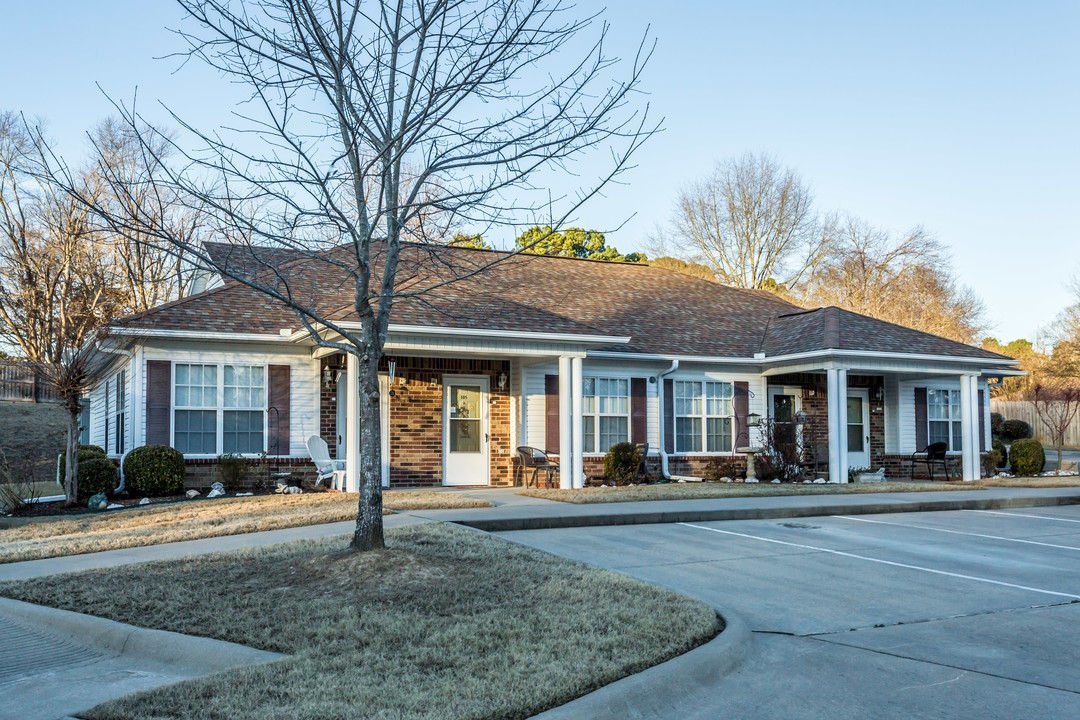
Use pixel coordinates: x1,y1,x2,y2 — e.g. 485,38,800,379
306,435,347,490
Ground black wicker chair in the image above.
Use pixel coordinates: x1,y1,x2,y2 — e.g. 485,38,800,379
911,441,951,481
516,446,560,488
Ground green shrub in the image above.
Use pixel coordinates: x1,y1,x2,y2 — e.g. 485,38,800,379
217,453,252,491
603,442,642,486
123,445,186,497
990,412,1004,437
1001,419,1033,442
60,444,106,468
704,456,741,482
991,438,1008,469
78,458,118,502
1009,438,1045,476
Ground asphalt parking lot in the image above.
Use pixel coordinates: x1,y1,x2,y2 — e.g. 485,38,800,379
500,506,1080,719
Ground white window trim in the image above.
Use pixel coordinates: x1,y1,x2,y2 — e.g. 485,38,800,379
581,376,632,457
927,387,964,454
674,377,736,456
170,362,269,458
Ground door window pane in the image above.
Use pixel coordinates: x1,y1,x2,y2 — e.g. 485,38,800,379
449,385,482,453
847,396,864,452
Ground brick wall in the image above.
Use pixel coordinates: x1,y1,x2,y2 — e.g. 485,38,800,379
183,457,316,491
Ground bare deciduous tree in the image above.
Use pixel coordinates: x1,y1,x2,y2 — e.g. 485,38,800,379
670,152,831,290
52,0,656,551
800,215,986,344
1033,375,1080,472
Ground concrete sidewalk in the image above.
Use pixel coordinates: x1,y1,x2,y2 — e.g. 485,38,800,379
2,486,1078,582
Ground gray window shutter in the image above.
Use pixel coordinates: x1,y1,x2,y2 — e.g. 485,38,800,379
146,360,171,446
545,374,559,453
630,377,647,445
268,365,291,456
914,387,928,449
734,381,750,449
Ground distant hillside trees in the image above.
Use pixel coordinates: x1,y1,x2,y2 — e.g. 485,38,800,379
515,226,644,262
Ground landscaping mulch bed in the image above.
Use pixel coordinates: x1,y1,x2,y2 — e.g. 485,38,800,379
0,524,720,720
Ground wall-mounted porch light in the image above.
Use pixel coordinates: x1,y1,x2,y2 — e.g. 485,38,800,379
497,372,508,390
747,412,761,427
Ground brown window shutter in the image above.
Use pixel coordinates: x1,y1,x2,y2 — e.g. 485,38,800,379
914,387,928,449
146,360,171,446
545,374,559,453
630,377,647,445
663,378,674,454
733,381,750,449
268,365,291,456
978,389,986,453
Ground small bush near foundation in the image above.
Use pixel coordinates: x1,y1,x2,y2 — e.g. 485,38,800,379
1001,419,1033,442
78,458,118,502
217,453,252,491
1009,438,1045,476
990,412,1004,437
123,446,185,497
754,455,778,482
704,456,741,481
991,438,1008,469
603,442,642,485
59,444,106,469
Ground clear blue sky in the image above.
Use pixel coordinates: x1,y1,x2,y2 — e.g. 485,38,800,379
2,1,1077,343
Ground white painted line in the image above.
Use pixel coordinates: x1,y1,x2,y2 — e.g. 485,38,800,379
832,515,1080,552
968,509,1080,524
677,522,1080,600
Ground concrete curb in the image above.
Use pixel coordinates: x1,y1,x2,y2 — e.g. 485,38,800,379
456,492,1080,532
531,609,752,719
0,597,285,672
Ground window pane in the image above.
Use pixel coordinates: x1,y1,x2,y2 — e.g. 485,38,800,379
583,416,595,454
449,419,481,453
929,420,950,447
675,381,702,416
706,382,732,416
583,377,595,397
706,417,731,452
223,410,264,454
676,417,702,453
175,410,217,454
598,416,628,453
951,422,963,452
176,364,217,408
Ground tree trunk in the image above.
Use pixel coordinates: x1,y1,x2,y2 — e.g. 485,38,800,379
351,342,385,551
64,405,79,505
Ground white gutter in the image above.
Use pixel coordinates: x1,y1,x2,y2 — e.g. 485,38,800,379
655,360,700,482
291,322,631,346
587,348,1020,368
107,328,293,342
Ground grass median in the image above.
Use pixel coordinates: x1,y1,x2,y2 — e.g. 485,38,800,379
0,523,720,720
0,491,491,564
518,481,992,504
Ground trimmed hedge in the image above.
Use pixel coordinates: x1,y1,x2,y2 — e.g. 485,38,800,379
991,438,1008,469
60,444,107,468
78,458,118,502
603,442,642,486
123,445,186,497
1000,419,1033,442
990,412,1004,437
1009,438,1045,477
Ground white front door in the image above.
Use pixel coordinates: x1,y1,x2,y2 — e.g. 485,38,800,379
443,375,490,486
336,371,391,487
847,388,871,470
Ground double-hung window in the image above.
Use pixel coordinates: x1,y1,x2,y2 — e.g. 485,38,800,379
675,380,734,453
113,369,126,455
582,378,629,454
927,388,962,451
174,364,218,454
174,364,267,455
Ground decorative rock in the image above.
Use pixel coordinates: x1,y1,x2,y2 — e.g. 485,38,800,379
721,476,733,483
88,492,108,510
235,492,254,497
771,479,780,484
207,488,225,498
139,497,150,505
677,478,686,483
285,486,302,494
826,478,841,484
744,478,758,483
186,490,201,499
275,482,289,494
106,503,123,509
813,478,827,484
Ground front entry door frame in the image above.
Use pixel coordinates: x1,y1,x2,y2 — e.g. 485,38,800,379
846,388,871,470
442,374,491,486
767,385,804,455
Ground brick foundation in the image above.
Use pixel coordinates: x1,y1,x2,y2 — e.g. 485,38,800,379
182,457,317,491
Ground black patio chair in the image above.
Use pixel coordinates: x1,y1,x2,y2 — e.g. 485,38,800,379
635,442,650,479
810,443,829,478
516,446,560,488
911,441,951,481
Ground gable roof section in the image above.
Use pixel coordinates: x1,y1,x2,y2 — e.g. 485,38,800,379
115,242,1012,363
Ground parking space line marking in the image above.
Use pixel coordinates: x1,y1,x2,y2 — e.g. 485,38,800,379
968,509,1080,524
833,515,1080,551
677,522,1080,600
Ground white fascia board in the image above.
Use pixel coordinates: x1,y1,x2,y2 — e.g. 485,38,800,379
107,327,294,343
587,348,1019,368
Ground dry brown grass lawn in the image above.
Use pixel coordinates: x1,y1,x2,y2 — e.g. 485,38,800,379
982,476,1080,488
0,524,719,720
0,491,490,563
519,481,990,504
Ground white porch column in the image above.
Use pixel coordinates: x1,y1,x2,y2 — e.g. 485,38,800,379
571,356,584,489
345,352,361,493
826,368,849,483
558,355,572,489
959,373,980,481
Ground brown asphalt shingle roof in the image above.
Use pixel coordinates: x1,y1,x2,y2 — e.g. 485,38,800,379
117,242,1013,363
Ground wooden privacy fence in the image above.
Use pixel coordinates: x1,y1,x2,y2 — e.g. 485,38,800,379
0,362,61,403
991,400,1080,447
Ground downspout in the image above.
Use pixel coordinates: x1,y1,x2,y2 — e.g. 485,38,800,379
656,360,677,480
